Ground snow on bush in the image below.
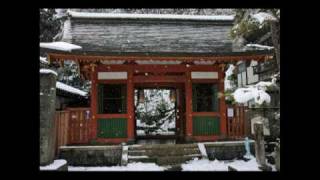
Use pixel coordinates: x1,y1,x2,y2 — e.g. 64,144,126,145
233,80,276,105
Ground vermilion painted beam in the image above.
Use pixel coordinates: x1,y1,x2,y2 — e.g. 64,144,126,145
48,53,272,63
133,75,186,83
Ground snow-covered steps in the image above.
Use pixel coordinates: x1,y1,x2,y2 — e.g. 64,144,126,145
127,143,202,166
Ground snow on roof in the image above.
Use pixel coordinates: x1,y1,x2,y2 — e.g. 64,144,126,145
40,68,57,76
68,10,234,21
252,12,277,24
56,81,88,97
40,56,49,64
246,44,274,50
40,41,82,52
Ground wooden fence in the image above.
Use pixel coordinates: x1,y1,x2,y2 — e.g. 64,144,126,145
54,108,91,156
54,110,69,156
227,105,247,139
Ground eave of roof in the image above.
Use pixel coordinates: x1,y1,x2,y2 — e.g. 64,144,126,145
48,50,274,64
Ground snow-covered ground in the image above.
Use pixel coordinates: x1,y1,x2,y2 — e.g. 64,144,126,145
40,159,67,170
67,157,275,171
68,162,168,171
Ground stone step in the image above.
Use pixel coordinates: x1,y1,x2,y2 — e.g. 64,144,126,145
156,155,201,166
128,154,202,166
128,156,157,163
128,148,200,157
129,144,198,150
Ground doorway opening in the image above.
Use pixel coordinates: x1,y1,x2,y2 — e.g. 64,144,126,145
134,88,177,138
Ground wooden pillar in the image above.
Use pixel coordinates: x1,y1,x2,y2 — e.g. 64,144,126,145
90,64,97,140
185,69,193,141
219,65,227,139
254,122,266,166
127,67,135,142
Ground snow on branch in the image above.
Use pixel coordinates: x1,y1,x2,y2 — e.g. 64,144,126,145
246,44,274,50
252,12,277,24
224,64,235,90
40,68,58,76
40,42,82,52
40,56,49,64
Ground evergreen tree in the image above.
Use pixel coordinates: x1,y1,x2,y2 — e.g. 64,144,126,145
230,9,280,69
136,90,176,135
40,8,90,93
39,9,61,42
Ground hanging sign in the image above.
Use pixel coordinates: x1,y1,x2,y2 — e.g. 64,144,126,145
227,108,234,117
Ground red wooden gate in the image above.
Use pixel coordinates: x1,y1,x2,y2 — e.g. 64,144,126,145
227,105,246,139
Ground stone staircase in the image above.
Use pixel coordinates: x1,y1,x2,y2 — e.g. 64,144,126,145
126,143,203,166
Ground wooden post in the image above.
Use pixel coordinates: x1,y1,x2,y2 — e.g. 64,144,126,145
127,67,135,142
219,66,227,139
254,122,266,167
185,69,193,141
90,64,97,140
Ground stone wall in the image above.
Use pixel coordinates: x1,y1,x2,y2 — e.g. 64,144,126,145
205,141,255,160
40,72,57,165
59,146,122,166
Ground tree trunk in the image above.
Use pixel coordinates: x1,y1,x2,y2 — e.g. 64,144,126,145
270,21,280,70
